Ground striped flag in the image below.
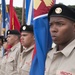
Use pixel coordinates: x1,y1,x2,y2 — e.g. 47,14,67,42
26,0,56,75
26,0,33,25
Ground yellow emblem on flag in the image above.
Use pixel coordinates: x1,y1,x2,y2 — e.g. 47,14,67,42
44,0,53,6
34,0,42,10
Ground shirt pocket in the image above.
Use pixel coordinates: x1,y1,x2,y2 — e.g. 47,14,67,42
6,57,15,71
22,61,31,72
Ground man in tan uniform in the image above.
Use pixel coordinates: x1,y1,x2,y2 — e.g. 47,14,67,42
45,4,75,75
17,24,35,75
0,36,4,69
0,30,21,75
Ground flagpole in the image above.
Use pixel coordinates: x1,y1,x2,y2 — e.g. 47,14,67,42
0,8,2,35
21,0,25,25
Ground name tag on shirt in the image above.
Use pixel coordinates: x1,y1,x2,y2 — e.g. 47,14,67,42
56,70,74,75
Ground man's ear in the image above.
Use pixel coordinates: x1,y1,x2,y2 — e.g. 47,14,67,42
73,23,75,32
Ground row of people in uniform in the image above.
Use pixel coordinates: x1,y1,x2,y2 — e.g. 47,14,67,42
0,3,75,75
0,24,35,75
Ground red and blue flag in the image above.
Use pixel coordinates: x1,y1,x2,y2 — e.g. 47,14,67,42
26,0,56,75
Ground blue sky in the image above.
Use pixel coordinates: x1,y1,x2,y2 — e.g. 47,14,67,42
0,0,75,7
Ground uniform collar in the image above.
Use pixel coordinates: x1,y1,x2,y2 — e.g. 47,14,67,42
47,47,56,59
61,39,75,57
11,42,21,51
23,44,34,53
48,39,75,58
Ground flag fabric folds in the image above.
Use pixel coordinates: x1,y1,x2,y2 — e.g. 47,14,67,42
28,0,56,75
5,6,10,37
1,1,10,37
26,0,33,25
1,0,21,56
1,0,9,56
9,0,20,31
9,0,14,30
1,0,7,36
2,0,21,34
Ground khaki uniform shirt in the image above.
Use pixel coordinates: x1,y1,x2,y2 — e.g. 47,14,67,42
0,55,7,75
0,42,21,75
0,46,3,69
17,45,34,75
45,39,75,75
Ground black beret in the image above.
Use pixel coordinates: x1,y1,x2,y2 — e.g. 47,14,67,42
48,4,75,22
3,38,7,42
0,36,4,40
7,30,20,35
20,24,33,33
0,36,4,43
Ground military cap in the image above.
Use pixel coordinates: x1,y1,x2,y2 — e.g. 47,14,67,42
20,24,33,33
48,4,75,22
0,36,4,44
7,30,20,35
0,36,4,40
3,38,7,42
